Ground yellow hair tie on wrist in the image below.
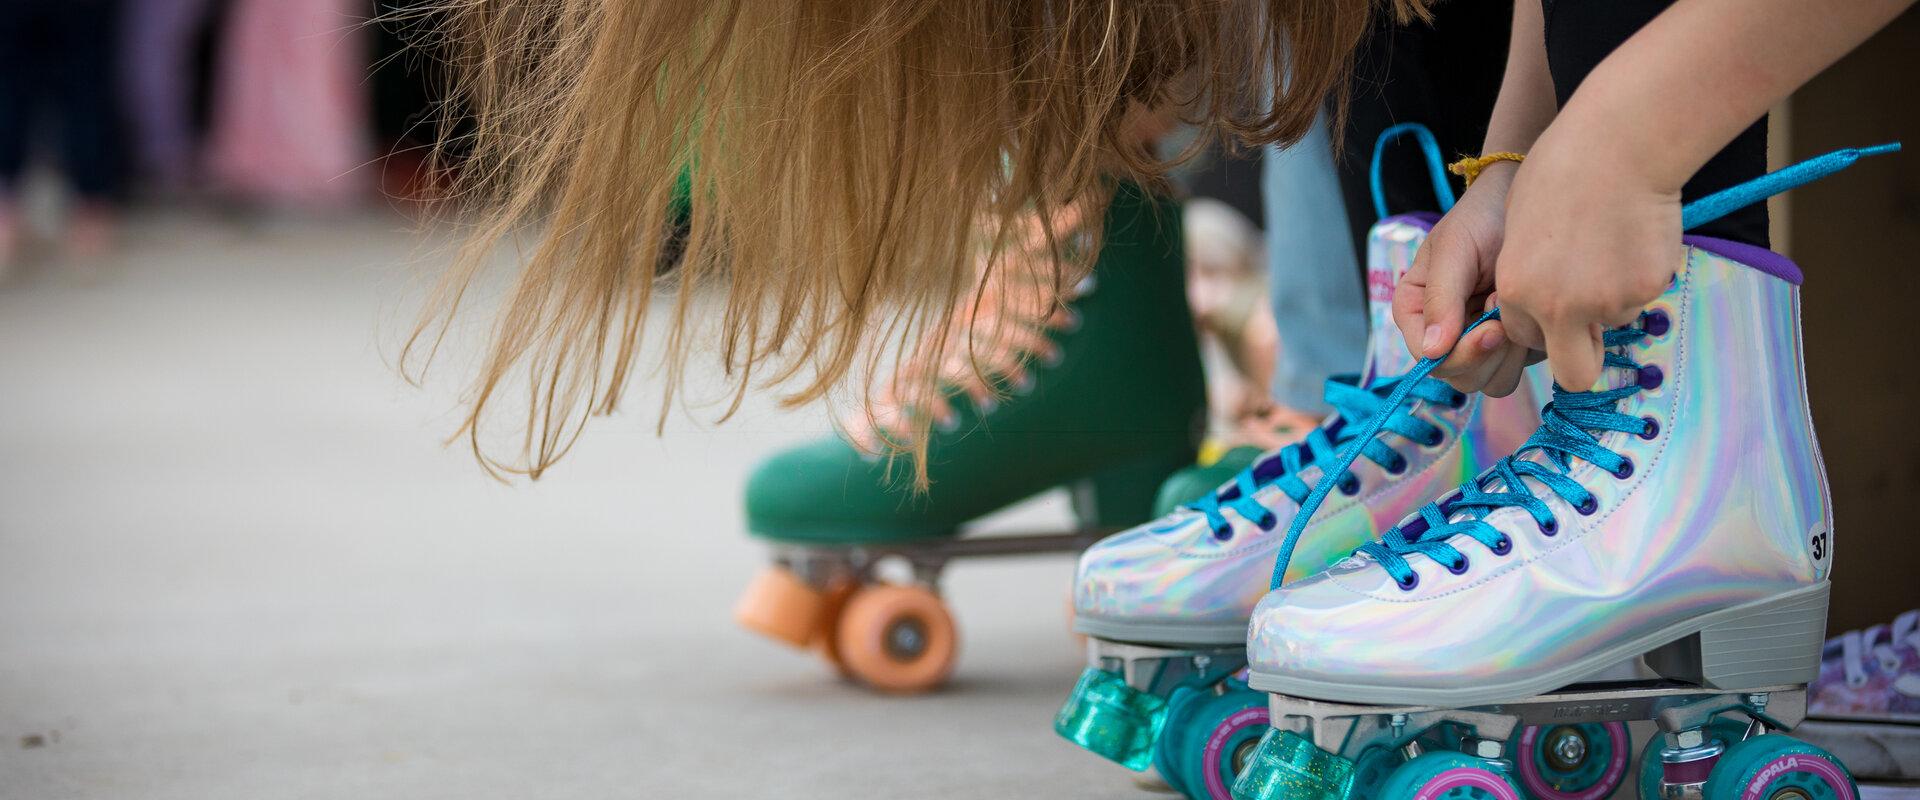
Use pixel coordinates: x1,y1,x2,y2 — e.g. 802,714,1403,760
1448,152,1526,187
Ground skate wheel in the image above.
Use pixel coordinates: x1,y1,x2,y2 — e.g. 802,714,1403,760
1154,686,1209,798
1701,734,1856,800
833,583,957,694
1379,751,1524,800
1513,722,1630,800
1347,745,1403,800
1636,719,1749,800
734,566,825,648
1179,688,1270,800
1231,729,1356,800
813,578,858,678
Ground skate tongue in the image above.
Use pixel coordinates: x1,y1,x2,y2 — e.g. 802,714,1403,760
1358,215,1435,385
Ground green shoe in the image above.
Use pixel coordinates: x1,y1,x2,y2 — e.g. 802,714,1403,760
744,181,1205,544
1150,445,1263,519
734,183,1206,693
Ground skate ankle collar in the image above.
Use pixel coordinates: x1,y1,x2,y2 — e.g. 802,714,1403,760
1683,236,1803,286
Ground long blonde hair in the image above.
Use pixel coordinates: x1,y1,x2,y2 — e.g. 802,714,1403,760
407,0,1424,479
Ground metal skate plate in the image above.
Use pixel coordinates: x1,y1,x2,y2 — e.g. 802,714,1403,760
1089,640,1248,695
1265,680,1807,760
771,529,1111,586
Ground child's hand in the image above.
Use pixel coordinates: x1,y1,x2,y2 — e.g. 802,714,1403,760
1392,163,1541,397
1492,128,1684,391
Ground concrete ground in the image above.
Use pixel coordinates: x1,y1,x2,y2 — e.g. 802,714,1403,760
0,212,1121,799
2,212,1912,800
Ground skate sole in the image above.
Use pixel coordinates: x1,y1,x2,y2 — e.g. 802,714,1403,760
1073,615,1249,647
1248,581,1830,707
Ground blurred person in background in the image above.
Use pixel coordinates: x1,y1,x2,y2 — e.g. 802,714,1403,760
204,0,370,210
0,0,127,274
120,0,217,197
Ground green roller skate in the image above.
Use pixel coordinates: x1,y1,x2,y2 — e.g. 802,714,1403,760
734,181,1206,694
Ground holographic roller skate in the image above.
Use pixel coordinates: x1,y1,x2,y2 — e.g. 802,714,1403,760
1231,144,1898,800
734,182,1206,694
1054,126,1550,800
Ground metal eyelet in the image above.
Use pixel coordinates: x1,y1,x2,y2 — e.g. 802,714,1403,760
1613,458,1635,479
1396,573,1419,592
1257,514,1278,532
1539,517,1559,536
1422,430,1444,447
1212,526,1233,542
1576,496,1599,516
1386,455,1408,475
1643,310,1671,337
1447,557,1470,576
1637,365,1665,391
1338,476,1361,496
1490,536,1512,556
1446,392,1468,410
1639,416,1660,440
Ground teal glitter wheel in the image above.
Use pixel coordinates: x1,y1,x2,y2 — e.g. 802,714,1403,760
1701,734,1856,800
1175,688,1269,799
1347,745,1405,800
1636,719,1751,800
1379,751,1524,800
1054,667,1168,770
1156,686,1209,798
1512,722,1630,800
1230,729,1355,800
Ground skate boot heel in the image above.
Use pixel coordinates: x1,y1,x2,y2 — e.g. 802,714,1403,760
1073,456,1188,529
1644,582,1831,690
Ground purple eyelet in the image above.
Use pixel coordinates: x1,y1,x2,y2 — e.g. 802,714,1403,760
1639,416,1660,440
1339,477,1360,497
1396,573,1419,592
1637,365,1665,390
1387,456,1408,475
1539,517,1558,536
1212,526,1233,542
1447,392,1468,410
1258,514,1278,531
1422,430,1444,447
1490,536,1512,556
1447,557,1471,576
1577,497,1599,516
1613,458,1635,479
1643,310,1671,337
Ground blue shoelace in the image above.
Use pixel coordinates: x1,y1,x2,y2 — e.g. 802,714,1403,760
1357,325,1654,589
1261,141,1898,591
1185,373,1463,542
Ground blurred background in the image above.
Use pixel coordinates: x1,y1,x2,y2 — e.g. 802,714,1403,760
0,1,1913,797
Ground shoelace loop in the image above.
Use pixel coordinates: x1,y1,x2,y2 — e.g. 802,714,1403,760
1840,609,1920,687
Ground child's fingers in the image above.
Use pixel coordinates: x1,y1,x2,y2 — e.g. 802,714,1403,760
1543,319,1607,391
1430,320,1507,389
1411,236,1483,358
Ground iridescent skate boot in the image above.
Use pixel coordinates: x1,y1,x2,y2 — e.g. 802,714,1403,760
1231,145,1896,800
734,182,1206,694
1053,211,1546,798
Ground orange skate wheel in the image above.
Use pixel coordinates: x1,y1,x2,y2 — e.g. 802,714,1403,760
834,583,958,694
814,578,859,677
734,566,825,648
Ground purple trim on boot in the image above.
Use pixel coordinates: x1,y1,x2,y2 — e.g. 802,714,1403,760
1382,211,1441,231
1683,235,1803,285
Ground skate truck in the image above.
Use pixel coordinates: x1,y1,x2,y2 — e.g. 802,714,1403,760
733,180,1208,694
1229,144,1899,800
